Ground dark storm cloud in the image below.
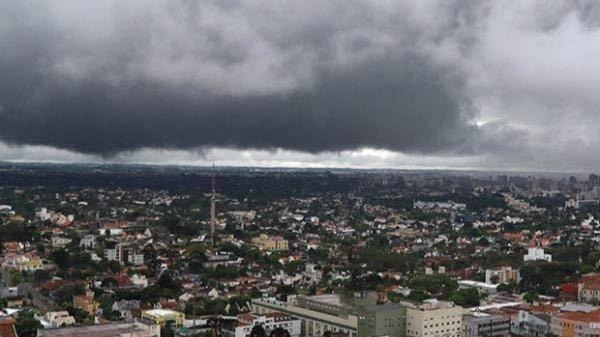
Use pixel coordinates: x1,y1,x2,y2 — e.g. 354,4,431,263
0,0,517,158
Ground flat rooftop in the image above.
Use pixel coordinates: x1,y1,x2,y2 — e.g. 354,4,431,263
38,323,152,337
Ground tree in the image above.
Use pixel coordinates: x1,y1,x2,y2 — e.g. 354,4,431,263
490,275,500,284
15,310,42,337
270,327,291,337
449,288,480,307
524,291,538,304
250,325,267,337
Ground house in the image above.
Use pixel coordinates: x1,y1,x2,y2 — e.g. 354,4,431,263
43,311,76,328
0,317,17,337
112,300,141,321
73,288,99,315
79,235,96,249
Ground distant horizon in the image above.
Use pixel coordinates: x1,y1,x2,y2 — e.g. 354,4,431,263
0,158,594,179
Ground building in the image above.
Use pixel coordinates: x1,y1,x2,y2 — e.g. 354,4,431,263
1,253,43,272
404,299,464,337
463,313,510,337
302,264,323,285
550,309,600,337
523,247,552,262
252,234,289,251
51,236,73,248
37,321,160,337
357,304,406,337
221,313,302,337
79,235,96,249
43,311,76,328
105,241,145,266
513,310,550,337
112,300,141,321
485,267,520,285
252,295,360,337
141,309,185,327
578,273,600,303
203,251,243,268
0,317,17,337
73,288,99,315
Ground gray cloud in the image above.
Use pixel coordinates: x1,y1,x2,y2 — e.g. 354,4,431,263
0,0,497,157
2,0,600,171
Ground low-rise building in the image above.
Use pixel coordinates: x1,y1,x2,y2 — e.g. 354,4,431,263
141,309,185,327
253,295,360,337
550,309,600,337
37,321,160,337
513,310,550,337
43,311,76,328
463,313,510,337
252,234,289,251
221,313,302,337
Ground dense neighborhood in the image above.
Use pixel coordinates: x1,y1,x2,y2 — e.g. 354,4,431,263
1,165,600,337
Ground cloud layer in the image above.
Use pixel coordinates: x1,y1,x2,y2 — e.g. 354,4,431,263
0,0,599,170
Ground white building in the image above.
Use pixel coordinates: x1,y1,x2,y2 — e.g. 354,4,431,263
523,247,552,262
51,236,73,248
405,299,464,337
222,313,301,337
79,235,96,250
42,311,76,328
36,207,51,221
104,241,145,266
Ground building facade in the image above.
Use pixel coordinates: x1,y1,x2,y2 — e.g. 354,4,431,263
463,313,510,337
221,313,302,337
404,300,463,337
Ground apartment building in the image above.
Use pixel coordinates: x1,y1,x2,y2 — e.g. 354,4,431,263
104,241,145,266
404,300,464,337
484,266,520,285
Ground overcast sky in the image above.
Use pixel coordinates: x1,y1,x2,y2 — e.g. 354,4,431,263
1,0,599,172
